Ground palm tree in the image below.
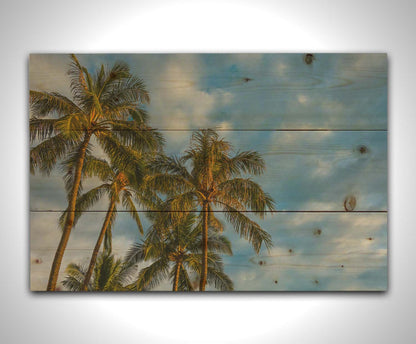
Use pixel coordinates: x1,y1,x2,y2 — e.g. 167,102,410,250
59,156,149,291
145,130,275,290
62,252,136,291
30,54,163,290
125,213,234,291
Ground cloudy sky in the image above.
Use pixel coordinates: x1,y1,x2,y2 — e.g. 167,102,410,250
29,53,387,291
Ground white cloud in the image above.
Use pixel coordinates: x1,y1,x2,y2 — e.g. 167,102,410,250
29,54,72,97
276,62,288,75
218,120,233,130
227,213,387,291
29,54,387,291
297,94,308,104
145,55,234,129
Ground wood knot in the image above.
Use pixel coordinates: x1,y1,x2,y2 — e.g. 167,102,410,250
288,249,293,254
304,53,315,65
344,195,357,211
313,228,322,236
357,145,369,155
243,77,252,83
258,260,266,266
274,280,278,284
367,237,373,241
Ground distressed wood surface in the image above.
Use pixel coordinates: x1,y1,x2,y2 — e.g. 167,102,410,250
221,212,387,291
29,53,387,130
30,212,387,291
30,131,387,211
29,53,387,291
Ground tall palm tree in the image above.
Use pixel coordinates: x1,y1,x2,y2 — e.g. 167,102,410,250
125,213,234,291
59,156,149,291
30,54,163,290
63,252,136,291
145,130,275,291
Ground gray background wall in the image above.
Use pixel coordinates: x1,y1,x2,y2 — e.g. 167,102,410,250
0,0,413,342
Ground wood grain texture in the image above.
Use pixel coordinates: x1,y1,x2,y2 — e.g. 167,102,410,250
30,131,387,211
29,53,387,130
29,53,388,291
30,212,387,291
218,212,387,291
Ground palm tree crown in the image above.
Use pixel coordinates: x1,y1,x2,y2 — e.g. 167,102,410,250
63,252,136,292
126,213,234,291
60,157,147,249
145,129,275,290
61,156,152,291
30,54,163,290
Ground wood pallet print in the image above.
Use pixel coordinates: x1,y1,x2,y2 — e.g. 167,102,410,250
29,53,388,291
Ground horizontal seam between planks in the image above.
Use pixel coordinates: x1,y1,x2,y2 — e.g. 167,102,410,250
147,129,388,132
30,210,388,213
29,128,388,132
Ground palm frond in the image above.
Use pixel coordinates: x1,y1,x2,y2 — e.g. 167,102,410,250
164,191,200,212
110,121,163,153
62,263,89,291
177,264,194,291
101,74,150,111
124,242,147,264
207,267,234,291
55,113,89,139
29,117,59,142
144,173,194,197
29,90,82,118
122,192,143,235
82,156,113,180
58,183,110,229
134,258,170,291
117,260,139,287
60,143,93,201
129,107,149,125
208,211,224,232
101,256,125,291
223,205,273,254
206,234,233,256
30,134,78,175
96,61,130,99
96,132,145,176
149,155,192,180
217,178,276,213
184,254,201,275
125,234,165,265
224,150,266,176
68,54,92,107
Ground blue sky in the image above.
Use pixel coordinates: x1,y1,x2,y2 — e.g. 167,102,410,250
29,53,387,291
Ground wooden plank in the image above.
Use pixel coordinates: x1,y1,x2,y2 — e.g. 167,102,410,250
30,211,144,291
29,53,388,292
29,53,387,130
30,212,387,291
30,131,387,211
217,212,387,291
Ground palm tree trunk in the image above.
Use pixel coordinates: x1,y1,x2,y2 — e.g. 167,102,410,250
81,199,116,291
199,201,209,291
47,131,92,291
172,262,181,292
104,227,112,254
